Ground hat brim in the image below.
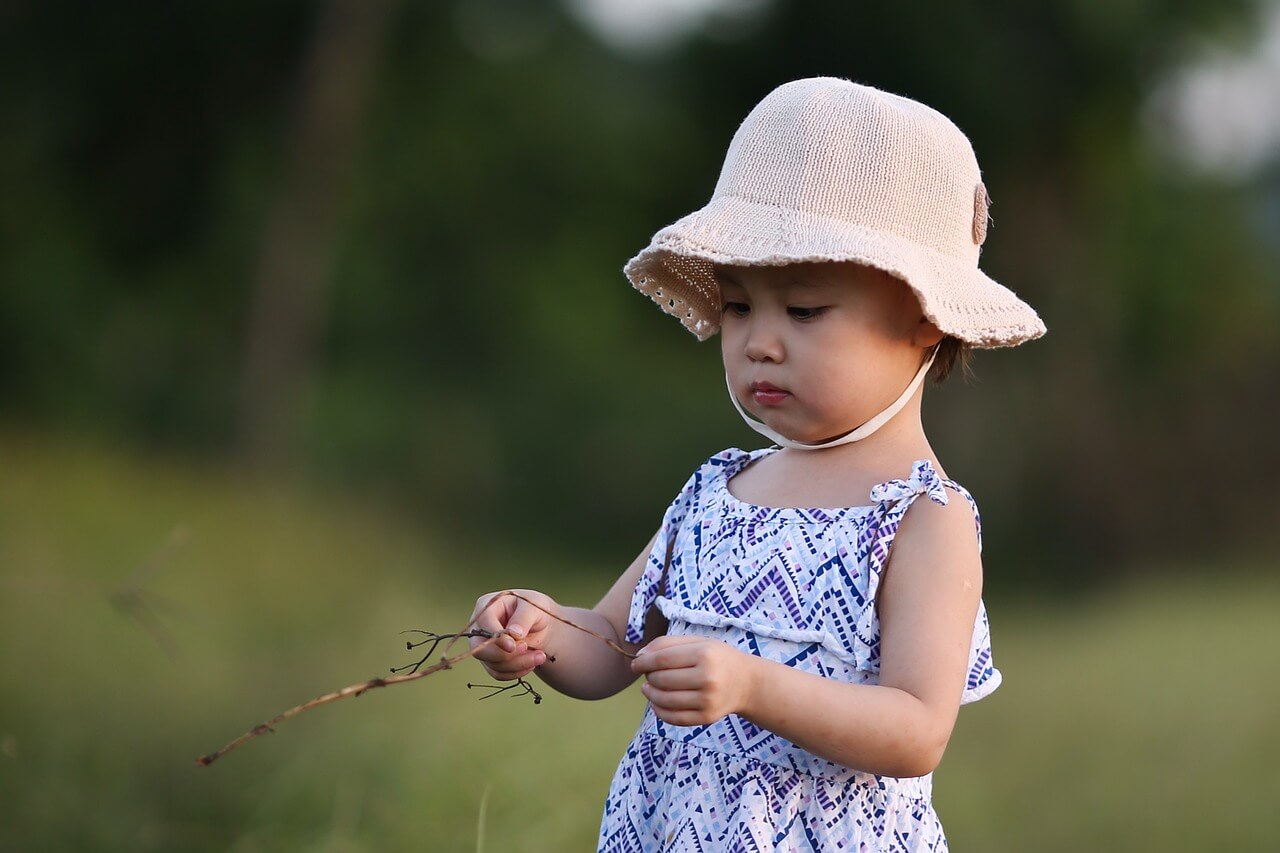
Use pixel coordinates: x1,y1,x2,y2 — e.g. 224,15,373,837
625,195,1046,348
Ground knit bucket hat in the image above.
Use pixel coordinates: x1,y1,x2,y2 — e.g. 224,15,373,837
625,77,1045,348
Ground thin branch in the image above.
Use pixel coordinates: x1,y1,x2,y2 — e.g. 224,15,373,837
467,678,543,704
392,629,494,675
497,590,638,660
196,589,637,766
196,632,504,767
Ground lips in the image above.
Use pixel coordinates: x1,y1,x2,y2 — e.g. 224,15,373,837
750,381,790,406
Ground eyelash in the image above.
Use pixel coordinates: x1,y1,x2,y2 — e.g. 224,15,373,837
721,303,828,321
788,306,827,321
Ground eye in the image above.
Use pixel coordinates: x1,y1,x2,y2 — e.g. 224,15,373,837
722,301,750,318
788,306,828,321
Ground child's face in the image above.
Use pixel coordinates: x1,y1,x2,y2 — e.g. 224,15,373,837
717,262,942,444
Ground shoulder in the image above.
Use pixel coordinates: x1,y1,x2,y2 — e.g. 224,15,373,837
659,447,763,518
875,482,984,658
897,490,981,555
681,446,772,491
705,446,773,472
872,459,980,524
881,479,984,604
873,460,982,573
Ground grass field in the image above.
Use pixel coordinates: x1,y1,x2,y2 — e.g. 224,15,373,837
1,431,1277,851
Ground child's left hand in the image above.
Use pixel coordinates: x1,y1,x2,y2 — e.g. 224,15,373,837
630,636,756,727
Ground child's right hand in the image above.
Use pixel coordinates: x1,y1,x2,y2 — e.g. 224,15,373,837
469,589,558,681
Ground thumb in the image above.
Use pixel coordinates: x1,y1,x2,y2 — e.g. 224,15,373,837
505,597,551,641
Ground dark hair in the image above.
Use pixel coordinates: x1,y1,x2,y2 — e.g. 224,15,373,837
928,336,972,384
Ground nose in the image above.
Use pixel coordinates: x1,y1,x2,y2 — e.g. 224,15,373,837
743,314,784,363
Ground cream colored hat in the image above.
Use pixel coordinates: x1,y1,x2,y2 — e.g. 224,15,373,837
625,77,1045,348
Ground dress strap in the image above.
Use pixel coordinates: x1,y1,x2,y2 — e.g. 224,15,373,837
868,460,982,551
869,459,949,507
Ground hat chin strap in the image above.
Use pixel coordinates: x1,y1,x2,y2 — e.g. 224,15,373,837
726,349,936,450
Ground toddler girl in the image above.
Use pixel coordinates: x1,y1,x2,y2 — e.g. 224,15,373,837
471,77,1045,851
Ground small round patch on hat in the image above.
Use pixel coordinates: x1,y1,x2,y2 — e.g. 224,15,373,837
973,182,990,246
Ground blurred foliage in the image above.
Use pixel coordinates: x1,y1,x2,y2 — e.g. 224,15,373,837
1,432,1277,851
1,0,1278,582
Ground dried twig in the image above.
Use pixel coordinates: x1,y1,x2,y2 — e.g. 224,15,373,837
196,632,504,766
467,679,544,704
196,589,636,767
392,629,494,675
497,590,638,660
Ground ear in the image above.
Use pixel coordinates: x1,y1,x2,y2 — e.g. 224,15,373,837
912,317,945,348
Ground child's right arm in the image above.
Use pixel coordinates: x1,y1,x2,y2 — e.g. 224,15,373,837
468,530,662,701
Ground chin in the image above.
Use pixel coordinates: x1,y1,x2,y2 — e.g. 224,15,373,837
766,422,828,445
783,421,862,445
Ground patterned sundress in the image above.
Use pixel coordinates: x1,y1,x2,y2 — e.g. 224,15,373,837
598,447,1000,852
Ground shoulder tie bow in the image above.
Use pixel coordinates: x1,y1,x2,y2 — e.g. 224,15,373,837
869,460,949,507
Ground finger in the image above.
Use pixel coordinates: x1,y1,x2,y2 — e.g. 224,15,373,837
480,663,533,682
470,591,499,620
471,633,521,657
481,649,549,679
471,629,519,656
471,637,528,664
631,642,701,674
504,598,551,642
471,591,515,625
642,668,704,691
650,706,711,728
472,593,522,653
641,683,705,712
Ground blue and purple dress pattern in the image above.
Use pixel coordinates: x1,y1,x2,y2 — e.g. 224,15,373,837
598,447,999,852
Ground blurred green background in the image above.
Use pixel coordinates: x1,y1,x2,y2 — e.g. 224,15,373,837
1,1,1278,850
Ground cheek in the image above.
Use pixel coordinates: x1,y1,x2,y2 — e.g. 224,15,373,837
795,342,876,407
720,330,745,371
805,362,860,411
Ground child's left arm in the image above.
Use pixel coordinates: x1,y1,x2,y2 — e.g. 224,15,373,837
630,495,982,779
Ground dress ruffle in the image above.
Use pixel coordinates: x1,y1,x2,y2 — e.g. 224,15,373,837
655,598,869,668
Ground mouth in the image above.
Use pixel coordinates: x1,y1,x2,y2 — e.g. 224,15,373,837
749,381,790,406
